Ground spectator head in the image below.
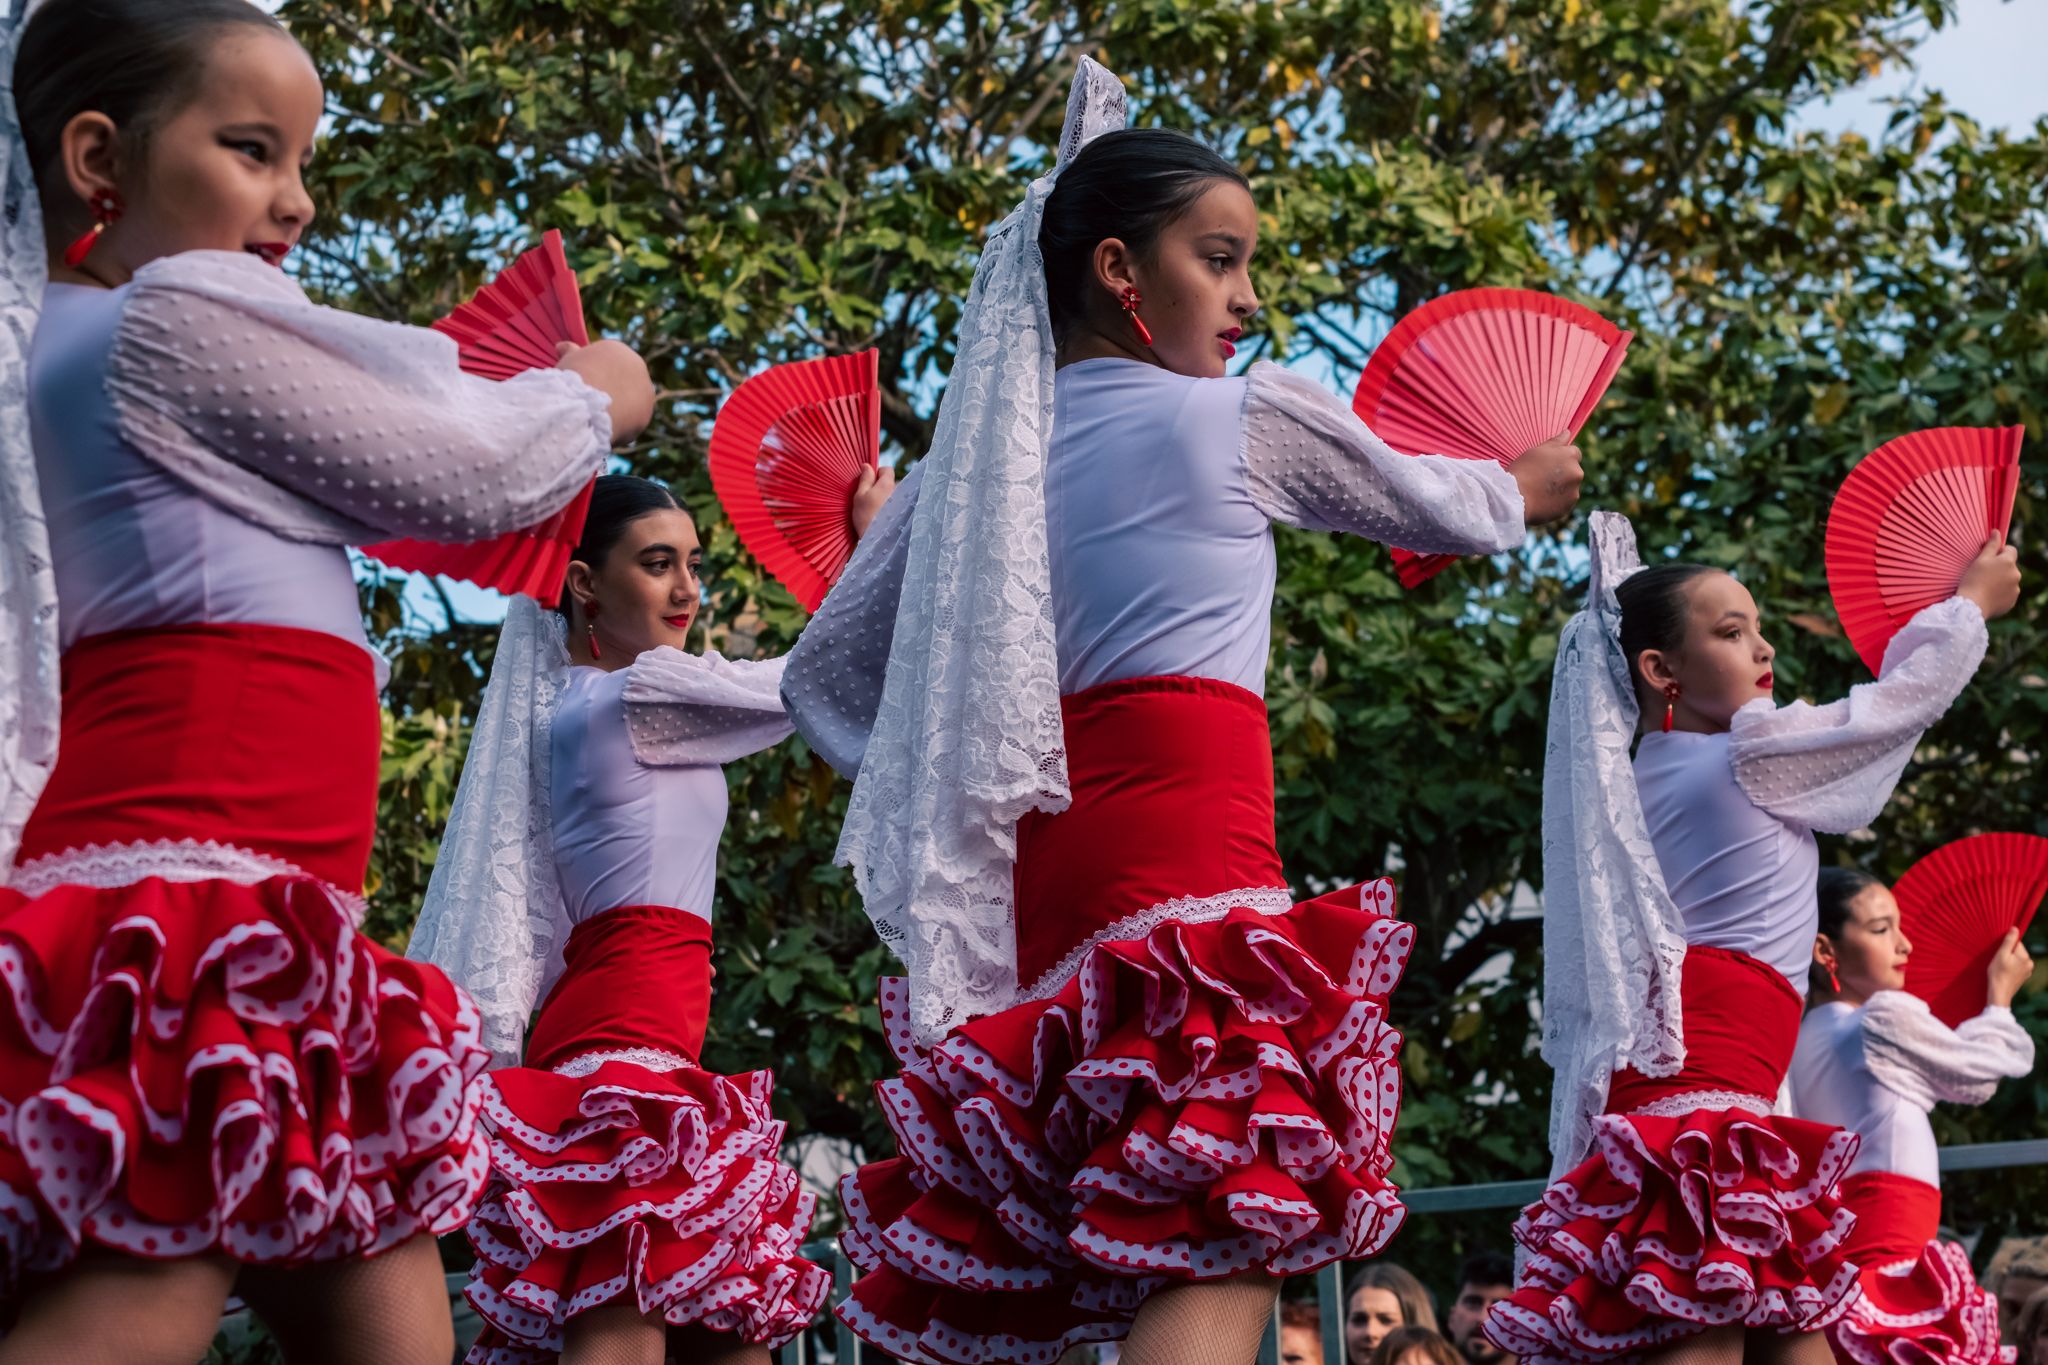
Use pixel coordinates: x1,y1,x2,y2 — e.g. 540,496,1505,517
1446,1251,1518,1364
2013,1286,2048,1365
1282,1299,1325,1365
1371,1325,1464,1365
1989,1236,2048,1342
1347,1263,1439,1365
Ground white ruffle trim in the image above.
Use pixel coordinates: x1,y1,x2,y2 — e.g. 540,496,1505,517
1624,1088,1773,1120
551,1047,697,1079
11,837,366,924
1016,884,1297,1005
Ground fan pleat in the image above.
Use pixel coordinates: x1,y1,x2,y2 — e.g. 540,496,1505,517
1352,288,1632,588
1894,833,2048,1028
708,350,882,612
362,231,593,606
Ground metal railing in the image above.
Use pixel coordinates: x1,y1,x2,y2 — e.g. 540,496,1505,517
747,1138,2048,1365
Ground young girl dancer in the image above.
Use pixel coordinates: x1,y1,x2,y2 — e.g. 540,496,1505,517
1486,513,2021,1365
1,4,651,1361
1790,867,2034,1365
409,472,891,1365
778,58,1586,1365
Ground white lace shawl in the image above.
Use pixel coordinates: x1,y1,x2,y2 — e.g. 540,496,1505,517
0,9,60,881
1539,511,1689,1180
404,597,573,1065
831,58,1129,1042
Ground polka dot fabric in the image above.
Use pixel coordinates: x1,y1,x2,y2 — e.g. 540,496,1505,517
1829,1239,2011,1365
0,871,492,1284
460,1056,828,1360
834,881,1415,1363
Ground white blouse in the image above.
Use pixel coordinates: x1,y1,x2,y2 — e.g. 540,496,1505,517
26,251,610,660
787,358,1527,776
1790,993,2033,1185
548,650,793,925
1632,596,1988,988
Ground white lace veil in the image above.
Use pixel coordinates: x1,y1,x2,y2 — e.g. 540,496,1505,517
834,57,1128,1041
1539,511,1689,1179
405,596,573,1065
0,2,61,883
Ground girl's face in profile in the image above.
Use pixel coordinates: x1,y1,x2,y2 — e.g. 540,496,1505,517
55,27,321,284
1128,179,1261,380
1637,571,1778,733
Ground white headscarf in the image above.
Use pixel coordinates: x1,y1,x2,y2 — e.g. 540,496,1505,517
1538,511,1689,1178
0,2,63,880
833,58,1128,1040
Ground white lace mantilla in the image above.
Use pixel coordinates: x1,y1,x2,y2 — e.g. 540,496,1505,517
1017,884,1297,1003
833,57,1129,1044
552,1046,695,1078
0,9,61,883
11,837,368,924
1540,513,1690,1183
1623,1089,1771,1120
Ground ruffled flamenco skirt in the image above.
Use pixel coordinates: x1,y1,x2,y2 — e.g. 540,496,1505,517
463,905,828,1362
836,676,1415,1364
1825,1173,2010,1365
1486,945,1866,1364
0,625,492,1284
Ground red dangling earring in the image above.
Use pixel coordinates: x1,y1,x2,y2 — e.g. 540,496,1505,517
62,191,122,270
1119,286,1154,347
1661,682,1680,733
1826,965,1842,994
583,600,602,661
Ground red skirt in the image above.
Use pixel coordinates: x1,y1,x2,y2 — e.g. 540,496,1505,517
836,677,1414,1364
0,625,490,1281
1486,947,1863,1363
1827,1174,2010,1365
462,906,828,1362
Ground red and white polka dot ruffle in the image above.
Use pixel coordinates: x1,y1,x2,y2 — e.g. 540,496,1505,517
1830,1239,2012,1365
0,870,492,1283
462,1056,828,1361
836,882,1414,1364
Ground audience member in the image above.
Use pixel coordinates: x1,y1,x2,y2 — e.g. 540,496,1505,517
1347,1264,1439,1365
1282,1299,1325,1365
1444,1251,1517,1364
1371,1325,1463,1365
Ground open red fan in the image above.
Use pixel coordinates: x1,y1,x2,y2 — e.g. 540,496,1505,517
1352,287,1633,589
708,350,882,612
1894,833,2048,1028
361,230,595,606
1824,426,2023,674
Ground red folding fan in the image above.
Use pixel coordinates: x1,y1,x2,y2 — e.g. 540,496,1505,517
1824,426,2023,674
708,350,882,612
1894,833,2048,1028
1352,287,1633,589
361,231,595,606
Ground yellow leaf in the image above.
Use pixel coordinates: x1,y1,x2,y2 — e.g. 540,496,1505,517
1562,0,1581,23
1811,382,1849,425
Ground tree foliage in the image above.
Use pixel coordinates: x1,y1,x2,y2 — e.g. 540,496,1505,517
278,0,2047,1292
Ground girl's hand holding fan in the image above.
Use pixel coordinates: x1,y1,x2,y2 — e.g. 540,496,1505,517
555,338,654,442
1894,833,2048,1027
1986,929,2034,1010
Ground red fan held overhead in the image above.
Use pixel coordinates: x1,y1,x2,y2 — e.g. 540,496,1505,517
1894,833,2048,1028
1825,426,2022,674
1352,287,1633,589
709,350,882,612
360,230,595,606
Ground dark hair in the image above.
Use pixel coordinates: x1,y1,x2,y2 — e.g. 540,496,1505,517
1038,127,1249,337
1280,1299,1321,1333
1370,1326,1462,1365
558,474,680,609
1811,864,1884,997
1613,562,1719,699
18,0,287,212
1455,1251,1515,1295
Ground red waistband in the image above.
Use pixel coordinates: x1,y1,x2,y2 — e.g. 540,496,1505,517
1012,675,1286,986
525,906,713,1072
1838,1171,1942,1265
17,624,381,891
1607,945,1805,1113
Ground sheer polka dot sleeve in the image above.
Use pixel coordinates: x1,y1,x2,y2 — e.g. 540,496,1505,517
1729,596,1987,832
1860,990,2034,1110
622,649,793,766
779,463,922,779
1239,361,1525,553
104,250,609,545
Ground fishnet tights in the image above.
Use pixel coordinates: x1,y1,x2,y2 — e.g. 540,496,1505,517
1121,1274,1282,1365
234,1233,455,1365
560,1302,772,1365
1643,1323,1838,1365
0,1249,237,1365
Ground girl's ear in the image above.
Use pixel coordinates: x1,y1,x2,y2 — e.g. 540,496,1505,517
1088,236,1138,299
562,560,596,615
1636,647,1680,693
57,110,122,218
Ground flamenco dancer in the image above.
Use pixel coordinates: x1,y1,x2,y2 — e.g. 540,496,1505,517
409,471,892,1365
1789,867,2034,1365
778,58,1585,1365
1485,514,2021,1365
1,4,652,1361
